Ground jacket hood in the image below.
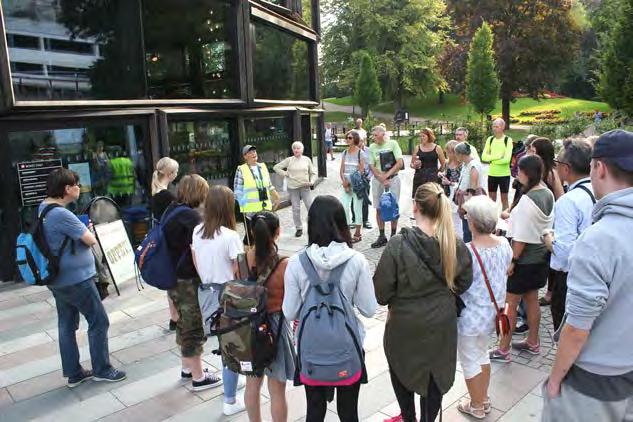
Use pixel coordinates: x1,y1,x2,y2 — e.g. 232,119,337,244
400,227,444,277
593,187,633,223
306,241,356,270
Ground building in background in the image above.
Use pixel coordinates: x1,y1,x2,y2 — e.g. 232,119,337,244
0,0,324,281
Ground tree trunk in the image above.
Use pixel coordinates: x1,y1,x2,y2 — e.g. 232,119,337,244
438,90,444,104
502,96,511,130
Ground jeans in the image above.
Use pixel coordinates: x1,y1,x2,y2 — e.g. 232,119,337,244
48,279,112,378
288,187,313,230
305,382,361,422
461,217,472,243
342,189,363,226
390,368,442,422
223,366,239,402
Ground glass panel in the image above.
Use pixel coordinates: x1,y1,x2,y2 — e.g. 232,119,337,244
253,20,311,100
4,0,145,101
7,122,151,244
143,1,238,99
302,0,313,29
310,115,320,170
244,117,292,198
167,119,235,187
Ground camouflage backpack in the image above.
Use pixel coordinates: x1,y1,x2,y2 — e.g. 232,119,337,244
209,255,283,376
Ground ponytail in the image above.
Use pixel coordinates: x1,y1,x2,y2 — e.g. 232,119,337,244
151,170,162,195
413,183,457,290
252,212,280,274
152,157,179,195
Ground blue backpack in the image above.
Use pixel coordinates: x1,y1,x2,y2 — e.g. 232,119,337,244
16,204,71,285
379,190,399,222
135,205,188,290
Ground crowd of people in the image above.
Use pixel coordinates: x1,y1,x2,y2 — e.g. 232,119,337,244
36,121,633,421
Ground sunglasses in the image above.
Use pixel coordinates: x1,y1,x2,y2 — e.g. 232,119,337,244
346,136,353,140
553,159,570,167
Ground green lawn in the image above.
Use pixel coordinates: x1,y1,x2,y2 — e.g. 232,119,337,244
325,111,352,122
323,97,355,106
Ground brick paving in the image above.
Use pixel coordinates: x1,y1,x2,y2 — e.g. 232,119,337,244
0,154,553,421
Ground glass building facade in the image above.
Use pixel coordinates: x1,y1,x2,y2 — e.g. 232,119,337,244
0,0,324,281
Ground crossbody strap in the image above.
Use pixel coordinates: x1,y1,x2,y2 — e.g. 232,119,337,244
574,181,596,204
469,244,501,314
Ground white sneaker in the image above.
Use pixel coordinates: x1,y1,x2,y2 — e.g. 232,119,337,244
223,396,246,416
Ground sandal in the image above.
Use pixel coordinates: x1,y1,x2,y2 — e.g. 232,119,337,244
457,399,486,419
352,234,362,243
483,398,492,414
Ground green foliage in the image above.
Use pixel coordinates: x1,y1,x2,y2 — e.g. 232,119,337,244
354,52,382,116
465,22,500,117
598,0,633,115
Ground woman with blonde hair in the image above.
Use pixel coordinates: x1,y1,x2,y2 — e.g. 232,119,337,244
439,140,462,238
374,182,473,422
150,157,180,331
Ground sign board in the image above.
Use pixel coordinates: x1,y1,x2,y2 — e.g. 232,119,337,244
17,159,63,206
94,220,137,288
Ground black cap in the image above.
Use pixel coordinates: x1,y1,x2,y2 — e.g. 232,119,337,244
242,145,256,155
592,129,633,172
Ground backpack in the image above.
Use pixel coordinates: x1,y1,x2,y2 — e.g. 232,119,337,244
484,135,515,166
209,256,284,376
295,252,365,386
379,190,400,222
135,204,188,290
16,204,71,286
510,141,526,178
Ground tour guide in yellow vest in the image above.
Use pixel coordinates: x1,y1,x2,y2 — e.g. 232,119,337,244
234,145,279,213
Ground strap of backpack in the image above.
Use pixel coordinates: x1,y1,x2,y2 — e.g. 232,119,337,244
574,182,596,204
37,203,71,259
298,251,349,287
469,244,502,315
256,255,283,286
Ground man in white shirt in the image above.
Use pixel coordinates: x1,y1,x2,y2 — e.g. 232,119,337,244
324,123,335,161
543,139,595,331
355,118,367,143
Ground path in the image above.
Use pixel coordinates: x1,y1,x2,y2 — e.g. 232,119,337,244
0,156,553,421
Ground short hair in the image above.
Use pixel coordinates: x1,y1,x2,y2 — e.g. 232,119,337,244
420,127,436,144
291,141,304,152
585,135,599,146
346,130,361,146
177,174,208,208
463,195,499,234
372,125,386,136
455,127,468,136
596,159,633,187
445,140,458,153
559,139,592,175
46,168,80,199
455,142,472,157
356,118,363,125
492,118,506,128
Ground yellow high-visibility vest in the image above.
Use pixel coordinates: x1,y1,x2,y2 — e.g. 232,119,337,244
239,163,273,213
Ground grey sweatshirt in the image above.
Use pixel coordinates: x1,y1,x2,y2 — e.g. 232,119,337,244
566,187,633,376
282,242,378,342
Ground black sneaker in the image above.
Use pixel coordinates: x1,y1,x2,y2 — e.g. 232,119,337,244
93,368,127,383
514,323,529,335
181,370,192,379
169,319,177,331
192,371,223,392
295,229,303,237
363,222,373,229
371,236,388,248
68,369,93,388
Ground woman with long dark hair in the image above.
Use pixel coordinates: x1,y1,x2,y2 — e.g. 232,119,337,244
490,155,554,362
283,195,377,422
243,211,295,422
530,138,565,200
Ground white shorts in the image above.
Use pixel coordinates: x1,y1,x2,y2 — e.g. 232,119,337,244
457,334,490,379
372,175,401,208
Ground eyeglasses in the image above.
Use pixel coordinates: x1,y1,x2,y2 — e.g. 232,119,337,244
553,159,570,167
346,136,353,140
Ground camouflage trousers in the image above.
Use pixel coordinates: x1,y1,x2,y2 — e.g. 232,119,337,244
168,279,206,358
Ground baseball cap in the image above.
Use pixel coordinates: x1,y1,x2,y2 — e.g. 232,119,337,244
592,129,633,172
242,145,256,155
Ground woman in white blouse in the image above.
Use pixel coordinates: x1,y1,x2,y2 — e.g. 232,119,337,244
457,196,512,419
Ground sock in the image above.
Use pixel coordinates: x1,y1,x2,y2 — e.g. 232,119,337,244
193,374,206,382
182,368,191,375
379,229,385,238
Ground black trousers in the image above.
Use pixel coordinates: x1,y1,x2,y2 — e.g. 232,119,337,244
550,269,568,331
305,383,361,422
390,368,442,422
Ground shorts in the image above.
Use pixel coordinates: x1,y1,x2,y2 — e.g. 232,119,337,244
488,176,511,194
457,334,490,379
325,140,333,150
168,278,206,358
507,262,549,295
372,175,401,209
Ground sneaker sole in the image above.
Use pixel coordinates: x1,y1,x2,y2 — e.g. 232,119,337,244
93,375,127,383
67,376,93,388
223,405,246,416
192,379,223,392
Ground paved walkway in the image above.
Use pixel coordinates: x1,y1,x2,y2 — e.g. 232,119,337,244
0,156,553,421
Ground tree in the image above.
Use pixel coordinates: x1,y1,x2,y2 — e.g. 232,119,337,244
354,52,382,116
465,22,500,120
598,0,633,115
446,0,582,128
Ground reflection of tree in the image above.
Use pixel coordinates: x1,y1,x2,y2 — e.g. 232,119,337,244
254,23,309,100
58,0,145,99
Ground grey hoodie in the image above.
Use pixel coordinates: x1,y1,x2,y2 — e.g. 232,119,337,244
282,242,378,342
566,187,633,376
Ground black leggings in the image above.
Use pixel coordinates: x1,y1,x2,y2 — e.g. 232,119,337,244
305,383,361,422
390,368,443,422
550,270,568,331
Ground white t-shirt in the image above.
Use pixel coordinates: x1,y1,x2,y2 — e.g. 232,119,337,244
191,225,243,285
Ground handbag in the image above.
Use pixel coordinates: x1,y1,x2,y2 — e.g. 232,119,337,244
469,244,510,337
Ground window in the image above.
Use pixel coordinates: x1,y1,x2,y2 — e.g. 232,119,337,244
47,65,89,79
5,0,146,101
11,62,44,75
244,117,293,196
167,119,235,187
143,0,238,99
252,20,311,100
6,33,40,50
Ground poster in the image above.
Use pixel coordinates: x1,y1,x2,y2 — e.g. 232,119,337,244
68,162,92,193
94,220,137,287
17,159,63,206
